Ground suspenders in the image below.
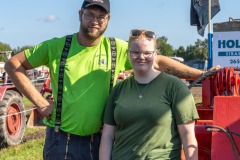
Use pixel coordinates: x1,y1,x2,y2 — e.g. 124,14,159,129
54,35,73,132
54,35,117,132
108,37,116,93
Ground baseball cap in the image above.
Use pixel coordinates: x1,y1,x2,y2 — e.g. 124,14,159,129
81,0,110,13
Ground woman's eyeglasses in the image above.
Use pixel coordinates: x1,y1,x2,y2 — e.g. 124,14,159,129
129,51,155,59
130,29,156,39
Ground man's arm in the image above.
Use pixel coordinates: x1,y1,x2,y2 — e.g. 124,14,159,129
4,51,53,118
154,55,220,79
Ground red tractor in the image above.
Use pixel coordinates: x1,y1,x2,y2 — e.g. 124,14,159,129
0,51,26,147
0,51,51,147
116,70,132,83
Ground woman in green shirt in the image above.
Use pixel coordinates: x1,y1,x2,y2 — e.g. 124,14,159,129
99,29,199,160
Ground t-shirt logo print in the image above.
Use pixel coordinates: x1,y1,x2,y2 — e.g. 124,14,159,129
99,59,107,66
93,0,103,3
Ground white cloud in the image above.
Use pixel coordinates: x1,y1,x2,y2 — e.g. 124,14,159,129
44,14,58,22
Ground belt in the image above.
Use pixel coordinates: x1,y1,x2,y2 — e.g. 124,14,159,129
58,128,100,140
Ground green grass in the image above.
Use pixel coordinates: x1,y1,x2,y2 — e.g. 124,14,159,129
0,139,44,160
0,127,45,160
194,98,202,104
23,96,34,110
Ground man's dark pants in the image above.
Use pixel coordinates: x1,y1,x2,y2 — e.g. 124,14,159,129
43,127,100,160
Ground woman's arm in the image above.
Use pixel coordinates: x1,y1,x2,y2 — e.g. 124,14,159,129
178,120,198,160
99,124,116,160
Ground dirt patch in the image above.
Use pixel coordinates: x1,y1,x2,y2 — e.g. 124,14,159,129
190,86,202,100
22,127,46,143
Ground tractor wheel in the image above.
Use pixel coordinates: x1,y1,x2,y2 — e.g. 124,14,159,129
0,90,26,147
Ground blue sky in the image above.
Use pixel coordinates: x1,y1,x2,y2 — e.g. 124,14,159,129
1,0,239,50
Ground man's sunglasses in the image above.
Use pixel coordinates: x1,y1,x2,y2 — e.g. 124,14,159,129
130,29,156,39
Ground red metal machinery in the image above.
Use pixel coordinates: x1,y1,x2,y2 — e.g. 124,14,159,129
0,57,51,147
0,51,26,147
116,70,132,83
190,67,240,160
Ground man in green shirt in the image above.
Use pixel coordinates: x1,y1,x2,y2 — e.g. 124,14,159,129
5,0,208,159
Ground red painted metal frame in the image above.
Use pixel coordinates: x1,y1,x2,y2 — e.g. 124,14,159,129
212,96,240,160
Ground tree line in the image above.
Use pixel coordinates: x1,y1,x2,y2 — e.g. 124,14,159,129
156,36,208,62
0,42,32,61
0,37,208,62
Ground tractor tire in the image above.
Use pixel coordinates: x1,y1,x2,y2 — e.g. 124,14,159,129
0,90,26,147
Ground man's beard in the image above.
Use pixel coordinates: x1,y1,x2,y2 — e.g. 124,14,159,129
80,23,107,40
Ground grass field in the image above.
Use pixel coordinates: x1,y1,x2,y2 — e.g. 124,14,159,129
0,127,45,160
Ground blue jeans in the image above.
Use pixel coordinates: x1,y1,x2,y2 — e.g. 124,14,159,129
43,127,100,160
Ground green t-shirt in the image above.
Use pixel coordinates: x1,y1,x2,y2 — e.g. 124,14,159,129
104,72,199,160
25,33,131,136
